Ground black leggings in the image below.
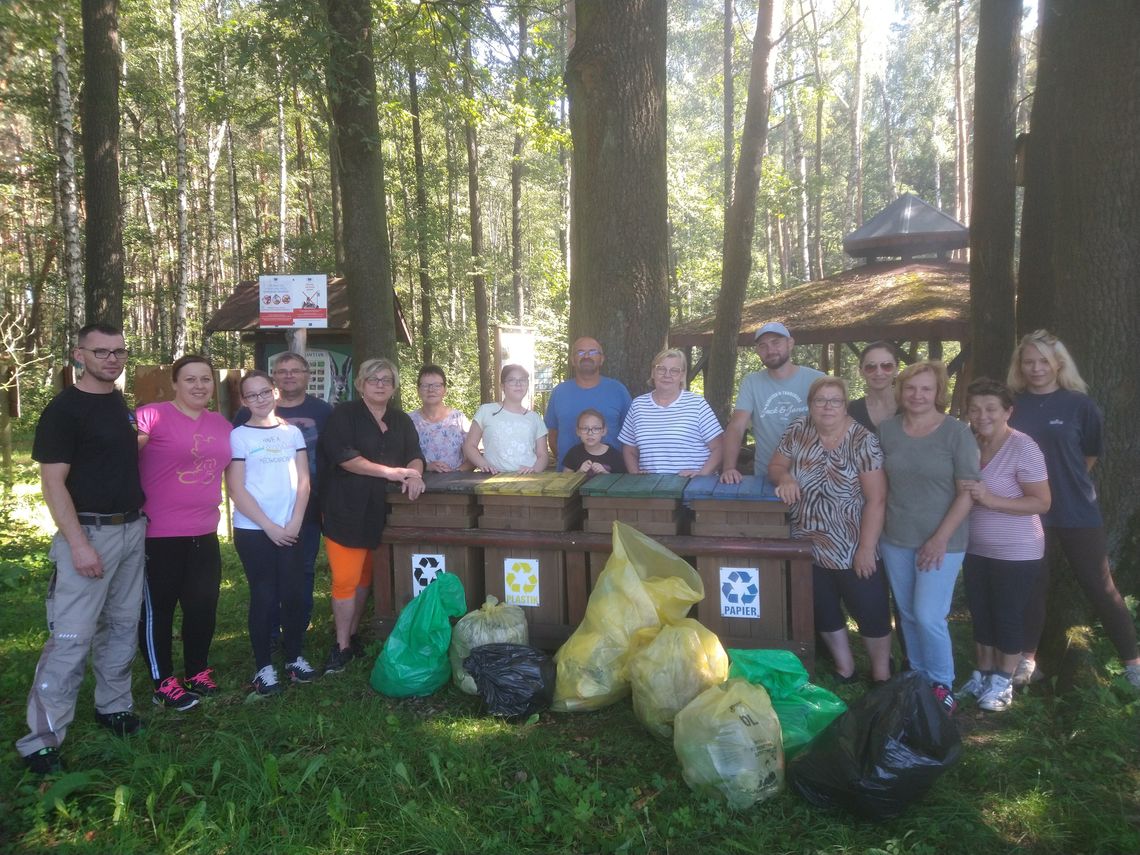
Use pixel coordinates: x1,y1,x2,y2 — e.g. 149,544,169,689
1022,526,1139,662
138,534,222,684
233,528,307,668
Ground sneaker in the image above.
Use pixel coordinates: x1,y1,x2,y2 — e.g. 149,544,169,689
978,674,1013,712
323,645,351,675
285,657,317,684
95,710,143,736
1011,657,1041,688
932,682,958,716
252,665,283,696
153,676,200,711
183,668,219,696
958,670,988,699
23,746,62,775
1124,663,1140,690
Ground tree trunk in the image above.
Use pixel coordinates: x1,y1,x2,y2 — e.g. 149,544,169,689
879,78,896,200
408,57,433,366
559,5,570,277
326,0,397,367
808,0,825,280
953,0,970,226
462,22,492,402
1017,0,1140,682
847,0,864,231
791,97,810,280
723,0,734,214
226,121,243,283
81,0,125,326
704,0,780,422
53,20,84,341
205,121,227,338
968,0,1019,380
170,0,189,358
566,0,670,394
276,54,288,270
511,9,528,323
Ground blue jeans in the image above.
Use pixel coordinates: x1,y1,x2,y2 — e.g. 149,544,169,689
268,521,321,641
880,540,964,687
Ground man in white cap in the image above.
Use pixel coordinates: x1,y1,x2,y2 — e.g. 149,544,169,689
721,321,824,484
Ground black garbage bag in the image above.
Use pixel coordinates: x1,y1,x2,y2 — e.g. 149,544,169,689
463,643,556,720
787,671,962,820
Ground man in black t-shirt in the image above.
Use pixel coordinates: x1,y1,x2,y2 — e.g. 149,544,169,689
17,323,148,775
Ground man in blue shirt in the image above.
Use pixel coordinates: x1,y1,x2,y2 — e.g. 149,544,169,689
544,336,632,470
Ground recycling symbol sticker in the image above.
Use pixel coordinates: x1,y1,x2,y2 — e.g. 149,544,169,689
411,553,446,597
720,567,760,619
503,557,540,608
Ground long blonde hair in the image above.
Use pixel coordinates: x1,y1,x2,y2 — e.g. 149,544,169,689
1007,330,1088,394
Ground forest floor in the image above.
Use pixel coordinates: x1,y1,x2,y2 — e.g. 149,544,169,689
1,446,1138,855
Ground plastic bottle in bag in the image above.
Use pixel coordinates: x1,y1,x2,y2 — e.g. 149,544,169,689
449,596,529,694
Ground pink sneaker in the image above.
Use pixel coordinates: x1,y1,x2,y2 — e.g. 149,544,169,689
153,676,200,711
183,668,219,697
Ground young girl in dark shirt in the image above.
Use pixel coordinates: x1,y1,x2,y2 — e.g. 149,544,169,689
560,409,626,474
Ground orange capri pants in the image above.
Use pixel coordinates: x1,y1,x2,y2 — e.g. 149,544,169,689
325,538,374,600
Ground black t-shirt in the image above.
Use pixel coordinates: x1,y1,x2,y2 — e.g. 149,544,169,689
32,386,145,514
561,443,627,474
318,399,424,549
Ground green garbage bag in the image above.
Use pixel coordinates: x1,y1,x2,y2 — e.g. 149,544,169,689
727,648,846,757
371,573,468,698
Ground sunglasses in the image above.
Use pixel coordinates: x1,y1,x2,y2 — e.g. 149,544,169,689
862,361,896,372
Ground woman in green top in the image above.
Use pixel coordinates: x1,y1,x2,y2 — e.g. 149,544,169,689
879,361,980,715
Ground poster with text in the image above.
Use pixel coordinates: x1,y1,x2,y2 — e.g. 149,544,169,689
259,274,328,328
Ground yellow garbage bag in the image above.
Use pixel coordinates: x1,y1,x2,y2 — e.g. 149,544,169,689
628,619,729,740
673,679,784,809
552,522,704,712
449,595,529,694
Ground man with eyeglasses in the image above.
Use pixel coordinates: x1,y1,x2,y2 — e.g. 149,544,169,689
721,321,824,485
544,336,632,470
18,323,147,775
233,352,331,638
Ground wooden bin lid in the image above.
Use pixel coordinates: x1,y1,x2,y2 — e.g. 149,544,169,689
683,474,781,502
579,473,689,498
386,470,492,497
475,472,586,497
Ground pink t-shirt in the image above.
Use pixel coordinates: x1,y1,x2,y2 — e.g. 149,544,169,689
137,402,233,537
967,429,1048,561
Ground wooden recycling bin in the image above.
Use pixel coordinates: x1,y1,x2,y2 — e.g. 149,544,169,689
476,472,586,649
683,475,808,658
385,471,489,612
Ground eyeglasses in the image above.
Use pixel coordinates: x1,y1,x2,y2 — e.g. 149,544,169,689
577,426,605,434
418,382,445,392
576,349,602,358
812,397,845,409
274,368,307,377
654,366,683,377
80,347,130,360
862,361,896,373
504,377,529,386
364,376,395,387
243,389,275,402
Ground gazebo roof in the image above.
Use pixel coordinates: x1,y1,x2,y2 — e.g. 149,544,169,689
843,193,968,258
205,277,412,345
668,260,970,348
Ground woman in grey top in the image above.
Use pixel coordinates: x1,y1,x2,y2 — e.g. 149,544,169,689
879,361,980,715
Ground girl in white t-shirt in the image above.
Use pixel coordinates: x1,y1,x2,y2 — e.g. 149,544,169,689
226,370,315,696
463,364,549,473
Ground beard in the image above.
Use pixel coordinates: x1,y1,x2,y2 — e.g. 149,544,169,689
762,352,790,370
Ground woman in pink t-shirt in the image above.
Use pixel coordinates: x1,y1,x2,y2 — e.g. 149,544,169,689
959,378,1051,713
137,355,233,711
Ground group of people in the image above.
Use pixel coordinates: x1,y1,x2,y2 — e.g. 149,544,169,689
16,320,1139,775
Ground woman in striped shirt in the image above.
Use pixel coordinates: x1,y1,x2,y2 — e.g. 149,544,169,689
959,378,1050,712
619,349,723,476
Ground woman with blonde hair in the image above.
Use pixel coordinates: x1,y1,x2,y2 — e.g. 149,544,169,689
1007,330,1140,689
318,358,425,675
618,348,723,475
878,360,980,714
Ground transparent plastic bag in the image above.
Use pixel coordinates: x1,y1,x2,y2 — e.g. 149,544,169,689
628,619,729,740
370,572,467,698
673,679,784,809
450,596,529,694
552,522,704,712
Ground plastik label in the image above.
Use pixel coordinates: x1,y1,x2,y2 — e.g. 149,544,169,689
504,557,540,608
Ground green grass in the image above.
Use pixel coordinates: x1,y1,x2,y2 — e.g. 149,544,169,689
1,461,1138,854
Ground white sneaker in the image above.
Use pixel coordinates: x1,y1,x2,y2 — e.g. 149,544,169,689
958,670,988,699
1011,658,1037,688
1124,663,1140,690
252,665,283,696
978,674,1013,712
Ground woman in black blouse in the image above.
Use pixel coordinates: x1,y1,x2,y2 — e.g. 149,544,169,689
318,358,425,675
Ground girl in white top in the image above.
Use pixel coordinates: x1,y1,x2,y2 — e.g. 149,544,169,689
227,370,315,695
464,364,549,474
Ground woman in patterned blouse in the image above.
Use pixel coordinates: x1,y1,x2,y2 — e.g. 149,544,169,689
770,376,892,684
